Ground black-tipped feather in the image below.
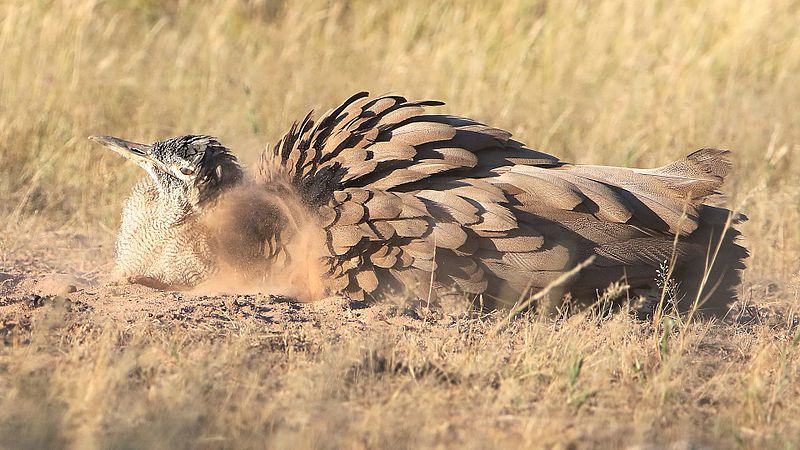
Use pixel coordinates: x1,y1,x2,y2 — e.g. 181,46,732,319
259,93,747,314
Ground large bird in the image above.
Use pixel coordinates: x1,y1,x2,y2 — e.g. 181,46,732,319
89,92,747,314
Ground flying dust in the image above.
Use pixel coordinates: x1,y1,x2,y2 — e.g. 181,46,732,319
194,182,328,302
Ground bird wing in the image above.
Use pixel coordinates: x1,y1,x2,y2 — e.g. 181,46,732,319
260,92,733,302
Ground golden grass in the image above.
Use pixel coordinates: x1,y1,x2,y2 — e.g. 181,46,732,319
1,0,800,447
1,298,798,449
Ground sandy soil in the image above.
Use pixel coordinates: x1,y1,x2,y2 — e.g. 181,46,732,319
0,229,457,346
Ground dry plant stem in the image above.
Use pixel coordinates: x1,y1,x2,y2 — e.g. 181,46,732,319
491,255,596,336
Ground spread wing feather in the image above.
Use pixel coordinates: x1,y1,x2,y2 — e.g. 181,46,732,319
260,92,745,311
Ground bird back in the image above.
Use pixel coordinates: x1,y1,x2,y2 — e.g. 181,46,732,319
259,92,746,312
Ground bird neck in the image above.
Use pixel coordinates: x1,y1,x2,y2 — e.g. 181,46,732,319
144,164,245,219
132,177,194,226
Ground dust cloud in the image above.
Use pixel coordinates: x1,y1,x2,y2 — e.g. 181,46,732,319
194,182,328,302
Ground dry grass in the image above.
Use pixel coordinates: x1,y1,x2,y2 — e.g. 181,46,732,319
1,294,798,449
1,0,800,448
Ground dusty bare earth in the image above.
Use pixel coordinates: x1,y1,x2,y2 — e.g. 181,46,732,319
0,230,452,342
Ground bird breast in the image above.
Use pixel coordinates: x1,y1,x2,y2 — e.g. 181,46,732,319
115,178,215,288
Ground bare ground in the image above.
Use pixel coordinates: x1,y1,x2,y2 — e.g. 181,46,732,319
0,229,459,341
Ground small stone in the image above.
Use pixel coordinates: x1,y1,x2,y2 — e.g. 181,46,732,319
25,294,45,308
348,300,368,310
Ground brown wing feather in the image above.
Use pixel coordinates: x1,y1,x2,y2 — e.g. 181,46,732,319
260,93,745,311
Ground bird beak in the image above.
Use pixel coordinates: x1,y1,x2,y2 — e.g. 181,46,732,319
88,135,169,173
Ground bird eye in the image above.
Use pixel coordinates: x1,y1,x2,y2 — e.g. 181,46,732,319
179,167,195,176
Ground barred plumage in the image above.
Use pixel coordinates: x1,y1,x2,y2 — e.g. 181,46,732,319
90,92,748,314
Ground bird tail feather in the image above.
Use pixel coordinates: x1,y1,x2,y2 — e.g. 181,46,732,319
673,205,748,315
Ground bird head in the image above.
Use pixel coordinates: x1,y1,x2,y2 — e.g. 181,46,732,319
89,134,243,207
